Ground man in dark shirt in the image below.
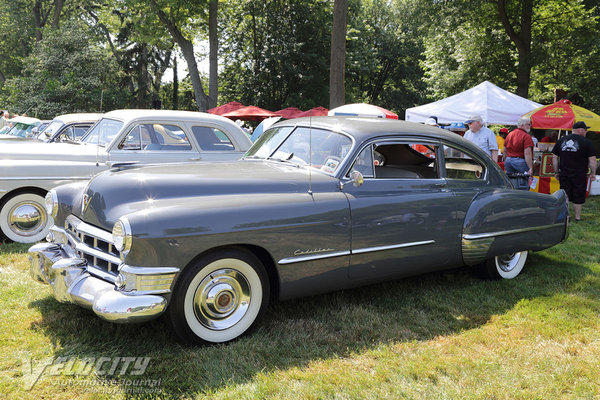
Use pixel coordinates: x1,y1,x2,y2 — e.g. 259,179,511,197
552,121,597,221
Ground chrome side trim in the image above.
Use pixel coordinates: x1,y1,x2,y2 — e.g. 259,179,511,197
462,237,495,265
277,240,436,265
352,240,435,255
0,176,91,181
279,250,351,265
462,223,564,240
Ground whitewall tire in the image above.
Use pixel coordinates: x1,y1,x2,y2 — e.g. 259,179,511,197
476,251,528,280
168,249,269,344
0,193,53,243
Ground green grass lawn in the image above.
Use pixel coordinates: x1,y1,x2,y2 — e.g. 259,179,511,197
1,197,599,399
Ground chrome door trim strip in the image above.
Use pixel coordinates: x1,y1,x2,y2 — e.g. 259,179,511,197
278,240,436,265
462,223,564,240
279,250,351,265
0,176,91,181
351,240,435,255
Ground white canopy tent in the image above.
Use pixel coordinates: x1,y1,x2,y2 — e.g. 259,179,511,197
405,81,542,125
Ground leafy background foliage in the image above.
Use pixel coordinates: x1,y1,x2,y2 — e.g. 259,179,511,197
0,0,599,118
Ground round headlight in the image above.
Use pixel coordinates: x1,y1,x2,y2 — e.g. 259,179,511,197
45,189,59,218
112,217,132,255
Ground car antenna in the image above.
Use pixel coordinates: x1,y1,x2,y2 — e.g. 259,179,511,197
308,110,313,196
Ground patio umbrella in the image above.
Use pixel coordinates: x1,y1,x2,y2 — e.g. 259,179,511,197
221,105,281,121
295,106,329,117
523,99,600,131
328,103,398,119
207,101,245,115
276,107,304,119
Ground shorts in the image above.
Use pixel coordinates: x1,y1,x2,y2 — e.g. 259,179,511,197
559,172,587,204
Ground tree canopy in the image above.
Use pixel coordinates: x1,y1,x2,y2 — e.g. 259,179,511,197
0,0,598,118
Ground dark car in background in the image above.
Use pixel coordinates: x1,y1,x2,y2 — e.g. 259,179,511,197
30,116,569,345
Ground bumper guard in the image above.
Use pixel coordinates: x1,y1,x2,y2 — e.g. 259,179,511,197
29,242,167,323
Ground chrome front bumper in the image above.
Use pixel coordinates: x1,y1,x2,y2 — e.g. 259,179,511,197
29,242,168,323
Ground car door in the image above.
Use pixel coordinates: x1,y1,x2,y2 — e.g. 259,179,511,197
108,122,201,164
343,139,463,281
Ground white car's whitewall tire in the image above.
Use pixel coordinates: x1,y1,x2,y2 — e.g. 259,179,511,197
0,192,53,243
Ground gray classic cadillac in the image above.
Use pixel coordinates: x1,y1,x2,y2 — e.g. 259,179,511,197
0,109,251,243
30,116,569,344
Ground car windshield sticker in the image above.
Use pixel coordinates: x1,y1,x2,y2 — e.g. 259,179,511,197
321,158,340,173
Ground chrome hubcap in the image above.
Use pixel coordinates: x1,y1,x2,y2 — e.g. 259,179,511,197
193,268,251,330
8,202,46,236
496,253,519,272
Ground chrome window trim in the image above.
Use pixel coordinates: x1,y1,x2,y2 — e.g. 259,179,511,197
462,223,564,240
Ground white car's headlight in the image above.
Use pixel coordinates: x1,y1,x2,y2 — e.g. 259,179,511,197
45,189,58,218
112,217,132,257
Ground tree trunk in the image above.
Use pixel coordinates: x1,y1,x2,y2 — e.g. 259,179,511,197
329,0,348,109
51,0,65,29
33,0,44,42
208,0,218,109
497,0,533,98
150,0,209,111
173,56,179,110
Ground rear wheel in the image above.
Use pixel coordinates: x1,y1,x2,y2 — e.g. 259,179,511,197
0,192,52,243
476,251,528,280
167,248,269,344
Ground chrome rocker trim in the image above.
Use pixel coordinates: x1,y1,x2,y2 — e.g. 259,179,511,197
29,242,169,323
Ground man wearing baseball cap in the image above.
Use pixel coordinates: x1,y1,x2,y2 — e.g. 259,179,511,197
552,121,597,221
463,115,498,160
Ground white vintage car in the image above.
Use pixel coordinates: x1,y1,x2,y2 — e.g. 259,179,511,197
0,109,252,243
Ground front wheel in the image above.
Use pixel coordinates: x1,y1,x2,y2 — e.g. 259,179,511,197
167,248,269,345
475,251,528,280
0,192,53,243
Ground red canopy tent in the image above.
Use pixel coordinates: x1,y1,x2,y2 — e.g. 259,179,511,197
295,106,329,118
221,105,281,121
207,101,245,115
276,107,304,119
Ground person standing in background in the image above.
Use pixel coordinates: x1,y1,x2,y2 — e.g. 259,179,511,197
552,121,597,222
504,117,534,189
464,115,498,160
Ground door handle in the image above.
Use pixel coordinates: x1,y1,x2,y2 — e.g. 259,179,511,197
189,157,202,161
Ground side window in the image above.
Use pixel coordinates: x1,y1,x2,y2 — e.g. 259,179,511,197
58,126,75,141
149,124,192,150
443,145,485,180
73,125,91,140
357,142,438,179
192,126,235,151
119,125,142,150
349,145,375,177
120,124,193,151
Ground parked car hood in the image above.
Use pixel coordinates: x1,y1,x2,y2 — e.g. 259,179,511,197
79,160,340,230
0,141,99,161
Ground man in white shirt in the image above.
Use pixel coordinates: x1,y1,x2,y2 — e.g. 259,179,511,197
0,111,6,130
463,115,498,160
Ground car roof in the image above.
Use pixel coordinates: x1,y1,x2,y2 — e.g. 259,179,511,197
103,109,240,128
52,113,103,124
8,116,41,125
274,116,484,154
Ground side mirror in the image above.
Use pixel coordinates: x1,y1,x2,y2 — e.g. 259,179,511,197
349,170,364,187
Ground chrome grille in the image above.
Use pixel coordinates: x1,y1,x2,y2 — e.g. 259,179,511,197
65,215,122,277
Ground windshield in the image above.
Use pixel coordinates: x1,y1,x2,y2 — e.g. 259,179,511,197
6,122,37,138
36,120,64,140
245,125,353,175
81,118,124,147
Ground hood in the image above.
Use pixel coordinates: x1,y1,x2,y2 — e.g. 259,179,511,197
0,134,33,141
0,141,101,161
79,160,340,230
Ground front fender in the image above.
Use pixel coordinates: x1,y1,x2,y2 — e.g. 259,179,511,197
461,189,568,265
